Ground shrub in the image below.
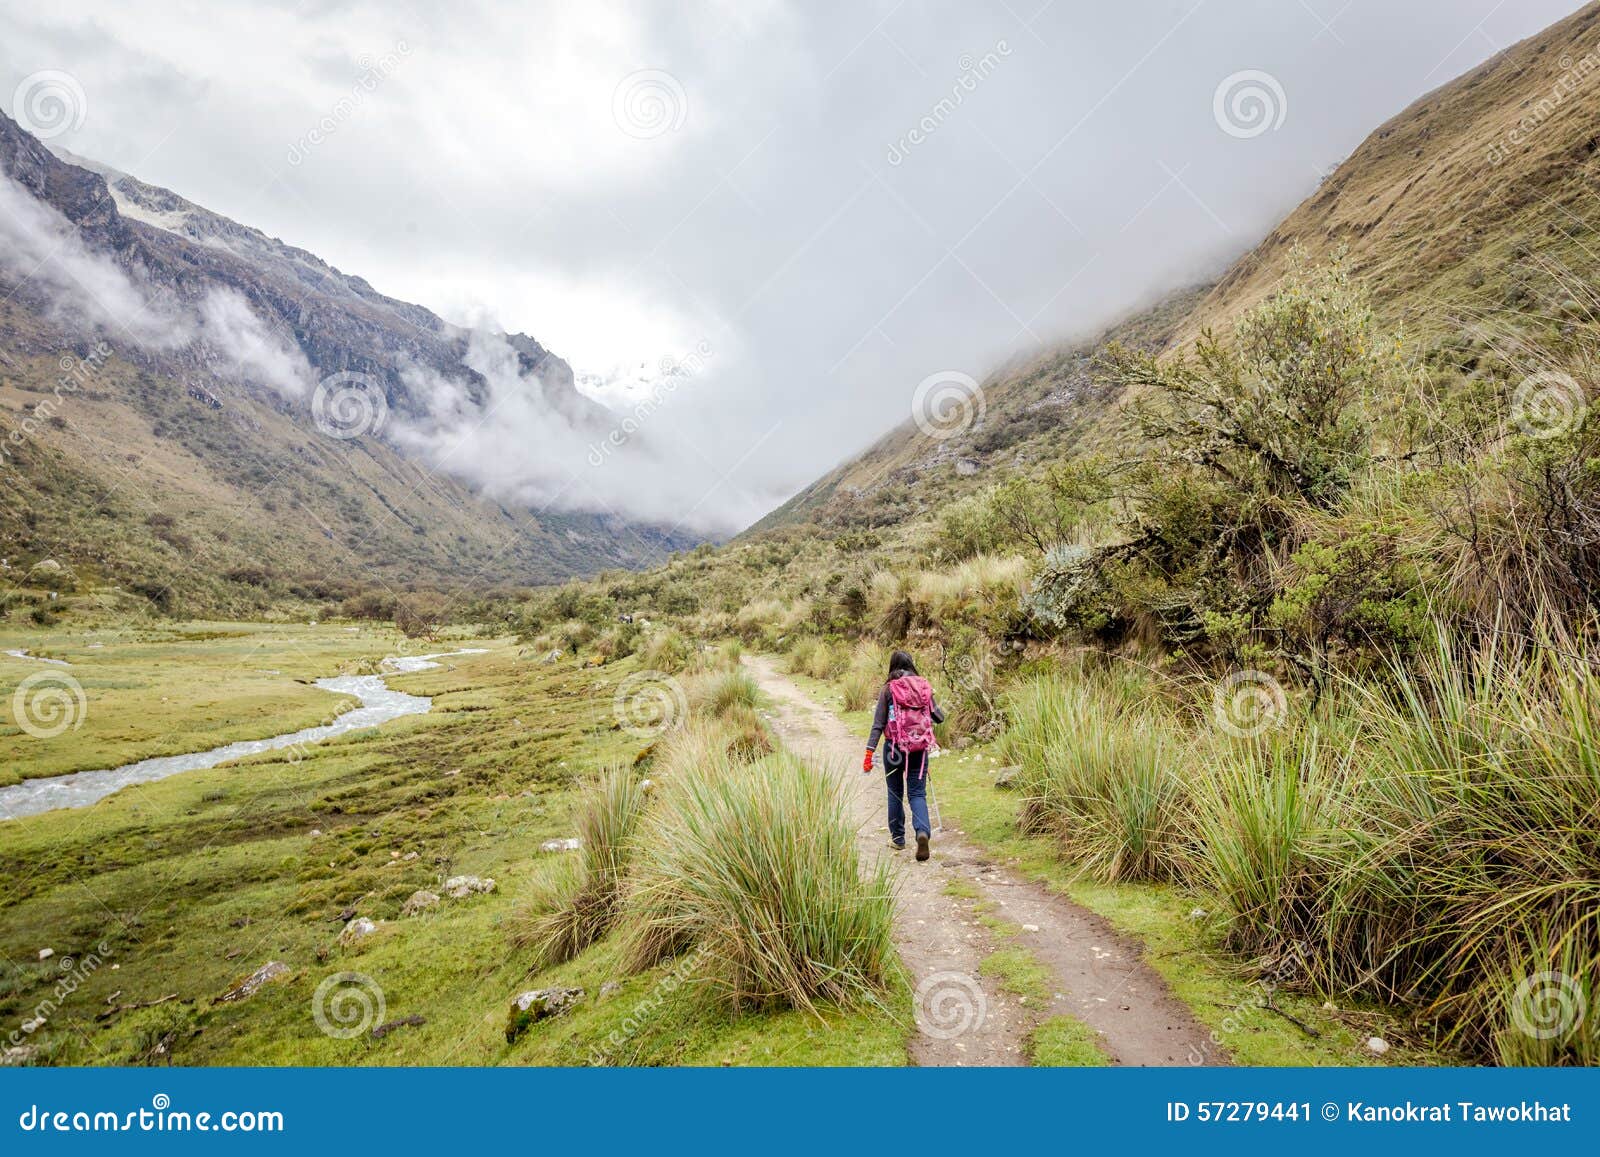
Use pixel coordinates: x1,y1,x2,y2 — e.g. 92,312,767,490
623,750,899,1012
514,766,650,967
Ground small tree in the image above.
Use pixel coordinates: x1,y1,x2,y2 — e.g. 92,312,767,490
1109,252,1385,511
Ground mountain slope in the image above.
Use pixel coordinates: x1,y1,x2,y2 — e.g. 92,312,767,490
754,0,1600,540
0,114,694,615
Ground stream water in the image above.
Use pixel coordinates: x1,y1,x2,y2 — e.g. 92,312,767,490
0,648,487,821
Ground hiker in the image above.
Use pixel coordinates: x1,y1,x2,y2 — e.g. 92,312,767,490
863,650,944,861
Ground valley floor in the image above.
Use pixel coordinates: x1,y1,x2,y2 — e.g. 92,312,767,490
0,622,1429,1067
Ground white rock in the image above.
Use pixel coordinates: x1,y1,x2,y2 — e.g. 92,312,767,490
338,917,378,946
309,829,323,837
1022,924,1040,933
21,1017,46,1033
539,838,582,854
1365,1036,1390,1055
218,961,291,1002
37,948,53,962
443,875,497,899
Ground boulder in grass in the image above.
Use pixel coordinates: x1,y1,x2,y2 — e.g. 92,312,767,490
443,875,496,899
539,838,581,854
338,917,378,946
401,890,440,917
1,1045,38,1067
219,960,291,1002
505,987,584,1042
992,765,1021,790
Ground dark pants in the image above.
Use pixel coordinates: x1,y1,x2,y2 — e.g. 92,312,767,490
885,747,930,845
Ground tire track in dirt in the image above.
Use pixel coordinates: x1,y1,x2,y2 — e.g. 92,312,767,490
745,654,1228,1067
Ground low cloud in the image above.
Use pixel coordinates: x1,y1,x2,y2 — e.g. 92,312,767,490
0,171,310,399
391,327,740,533
0,168,186,346
198,288,311,399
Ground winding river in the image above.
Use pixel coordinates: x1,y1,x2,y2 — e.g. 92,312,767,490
0,648,487,821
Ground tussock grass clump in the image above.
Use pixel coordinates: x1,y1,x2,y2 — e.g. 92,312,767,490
686,640,742,675
785,637,823,676
785,637,845,681
840,643,889,712
623,750,899,1013
695,668,761,717
638,628,692,673
514,766,649,967
1335,631,1600,1063
721,702,776,762
999,675,1189,882
1186,627,1600,1064
1190,729,1352,962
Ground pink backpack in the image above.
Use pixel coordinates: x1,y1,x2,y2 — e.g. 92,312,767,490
885,675,935,754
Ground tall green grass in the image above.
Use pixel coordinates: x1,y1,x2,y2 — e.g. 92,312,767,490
998,675,1189,882
514,765,650,967
624,749,899,1014
1183,627,1600,1063
840,643,889,712
997,628,1597,1063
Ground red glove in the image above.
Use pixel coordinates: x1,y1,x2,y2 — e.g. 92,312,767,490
862,747,874,773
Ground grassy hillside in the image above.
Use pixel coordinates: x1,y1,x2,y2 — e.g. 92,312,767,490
751,2,1600,547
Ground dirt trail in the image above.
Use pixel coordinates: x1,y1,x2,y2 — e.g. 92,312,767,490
744,654,1227,1068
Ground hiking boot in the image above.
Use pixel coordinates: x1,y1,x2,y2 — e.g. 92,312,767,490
915,834,930,862
888,840,906,851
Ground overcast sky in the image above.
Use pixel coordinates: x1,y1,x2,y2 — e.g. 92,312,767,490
0,0,1586,532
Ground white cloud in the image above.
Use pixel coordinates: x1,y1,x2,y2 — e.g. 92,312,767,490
198,288,311,399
